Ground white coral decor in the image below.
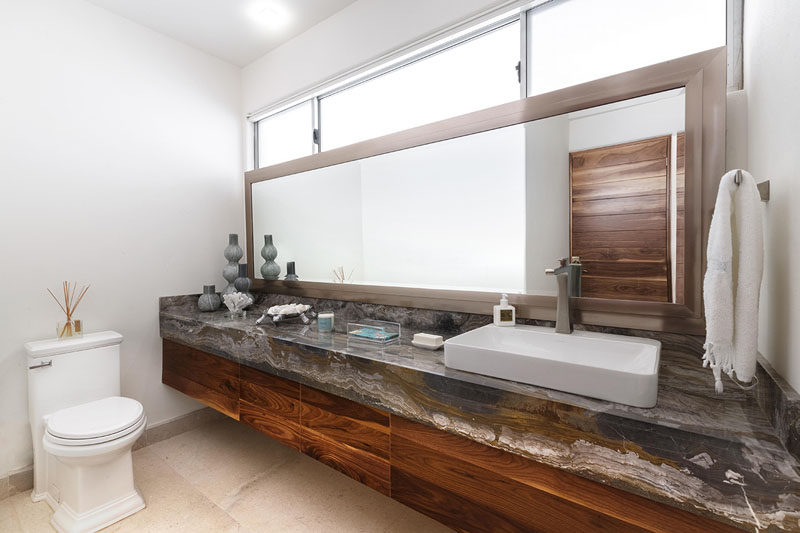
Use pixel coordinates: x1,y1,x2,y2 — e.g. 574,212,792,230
267,303,310,316
222,292,253,313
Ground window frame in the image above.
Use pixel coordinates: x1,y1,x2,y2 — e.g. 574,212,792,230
250,9,524,170
316,16,521,152
253,98,316,170
248,0,739,170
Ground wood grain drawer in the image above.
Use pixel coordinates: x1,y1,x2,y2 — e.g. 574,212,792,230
300,385,390,459
240,367,302,450
300,385,390,495
302,426,391,495
161,339,240,419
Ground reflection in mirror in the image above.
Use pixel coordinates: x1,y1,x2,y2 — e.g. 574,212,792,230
251,88,685,303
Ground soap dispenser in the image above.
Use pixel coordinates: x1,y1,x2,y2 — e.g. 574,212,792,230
493,293,516,327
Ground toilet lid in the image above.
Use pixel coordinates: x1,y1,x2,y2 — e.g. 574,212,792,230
46,396,145,441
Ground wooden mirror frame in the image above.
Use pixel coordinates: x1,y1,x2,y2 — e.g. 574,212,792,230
245,47,725,335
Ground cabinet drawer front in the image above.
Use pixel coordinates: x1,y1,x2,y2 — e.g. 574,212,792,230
240,399,302,450
301,426,390,496
240,367,302,450
392,435,644,533
242,366,300,404
161,340,239,419
300,385,390,459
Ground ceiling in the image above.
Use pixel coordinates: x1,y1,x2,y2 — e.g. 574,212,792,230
86,0,358,66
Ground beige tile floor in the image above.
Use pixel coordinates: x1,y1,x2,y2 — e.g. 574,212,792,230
1,418,452,532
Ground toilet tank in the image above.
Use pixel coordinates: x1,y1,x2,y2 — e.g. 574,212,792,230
26,331,123,419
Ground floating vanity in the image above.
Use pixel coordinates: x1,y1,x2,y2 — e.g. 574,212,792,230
160,294,800,532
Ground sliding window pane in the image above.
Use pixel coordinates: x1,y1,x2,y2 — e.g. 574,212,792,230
527,0,725,96
321,21,520,151
256,100,313,168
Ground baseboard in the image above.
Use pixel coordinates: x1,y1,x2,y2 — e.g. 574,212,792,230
0,466,34,502
0,406,225,501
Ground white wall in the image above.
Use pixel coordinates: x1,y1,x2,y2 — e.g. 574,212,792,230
251,162,365,282
0,0,242,480
251,126,526,292
525,116,570,294
568,91,685,152
745,0,800,391
360,126,526,291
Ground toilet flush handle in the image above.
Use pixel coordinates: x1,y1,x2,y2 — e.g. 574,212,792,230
29,360,52,370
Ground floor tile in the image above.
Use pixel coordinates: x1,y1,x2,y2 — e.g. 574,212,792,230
8,491,53,533
223,444,449,533
103,448,239,533
0,498,24,532
0,418,451,533
148,417,297,510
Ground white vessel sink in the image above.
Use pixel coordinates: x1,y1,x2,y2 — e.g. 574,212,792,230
444,324,660,408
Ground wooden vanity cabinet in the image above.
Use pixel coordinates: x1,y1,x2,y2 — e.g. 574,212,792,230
236,362,391,494
239,366,302,450
161,339,240,419
300,385,391,495
162,340,741,533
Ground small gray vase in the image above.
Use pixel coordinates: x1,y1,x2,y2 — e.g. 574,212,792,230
285,261,299,281
260,234,280,280
223,234,243,296
234,264,254,307
198,285,221,312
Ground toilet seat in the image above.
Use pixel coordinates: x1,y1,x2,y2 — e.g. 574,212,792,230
45,396,145,446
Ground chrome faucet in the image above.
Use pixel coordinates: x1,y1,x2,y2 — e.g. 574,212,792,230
545,258,574,334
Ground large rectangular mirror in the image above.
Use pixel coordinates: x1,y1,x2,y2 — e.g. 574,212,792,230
251,88,685,303
245,48,725,333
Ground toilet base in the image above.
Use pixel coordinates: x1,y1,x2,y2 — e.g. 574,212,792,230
48,489,144,533
42,417,147,533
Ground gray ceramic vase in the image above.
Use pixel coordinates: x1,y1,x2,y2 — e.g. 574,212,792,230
260,234,280,280
223,234,243,296
197,285,221,312
285,261,299,281
234,264,254,307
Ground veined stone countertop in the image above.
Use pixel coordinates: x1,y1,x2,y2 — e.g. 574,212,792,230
160,294,800,532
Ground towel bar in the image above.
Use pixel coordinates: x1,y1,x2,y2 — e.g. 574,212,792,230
734,169,770,202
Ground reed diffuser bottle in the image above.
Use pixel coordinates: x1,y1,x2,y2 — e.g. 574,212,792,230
48,281,90,339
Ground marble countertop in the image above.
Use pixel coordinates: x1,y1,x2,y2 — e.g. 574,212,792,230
160,295,800,531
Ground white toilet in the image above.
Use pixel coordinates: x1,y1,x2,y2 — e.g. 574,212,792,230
25,331,146,533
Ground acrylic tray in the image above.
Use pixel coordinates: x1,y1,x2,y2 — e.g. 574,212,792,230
346,319,401,346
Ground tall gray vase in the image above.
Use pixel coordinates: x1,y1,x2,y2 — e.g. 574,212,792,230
222,234,242,296
234,264,254,307
260,234,280,280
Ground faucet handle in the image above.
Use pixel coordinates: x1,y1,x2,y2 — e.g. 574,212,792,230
559,257,568,267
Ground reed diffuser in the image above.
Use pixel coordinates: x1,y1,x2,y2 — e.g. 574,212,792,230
48,281,90,339
332,266,354,284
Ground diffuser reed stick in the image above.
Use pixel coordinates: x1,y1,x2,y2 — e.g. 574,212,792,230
332,266,354,284
48,281,90,338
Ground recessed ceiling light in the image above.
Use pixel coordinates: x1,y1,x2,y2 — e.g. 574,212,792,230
250,3,290,29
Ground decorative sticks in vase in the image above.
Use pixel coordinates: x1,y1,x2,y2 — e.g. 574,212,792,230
332,266,354,284
47,281,90,339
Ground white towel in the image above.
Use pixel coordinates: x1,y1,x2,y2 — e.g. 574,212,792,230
703,169,763,393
